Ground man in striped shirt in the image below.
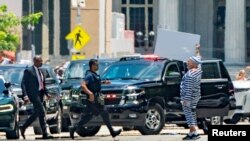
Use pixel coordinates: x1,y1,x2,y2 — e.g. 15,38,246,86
180,45,202,140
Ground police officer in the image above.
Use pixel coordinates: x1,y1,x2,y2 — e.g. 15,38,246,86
69,59,122,139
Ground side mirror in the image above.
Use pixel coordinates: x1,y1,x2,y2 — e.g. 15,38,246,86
164,72,181,84
168,72,181,77
4,82,11,89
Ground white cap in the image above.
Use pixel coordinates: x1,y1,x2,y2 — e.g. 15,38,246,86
189,56,201,65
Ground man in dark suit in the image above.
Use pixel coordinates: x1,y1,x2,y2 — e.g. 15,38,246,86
20,56,53,139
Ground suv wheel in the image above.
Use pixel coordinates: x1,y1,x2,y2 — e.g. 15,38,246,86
50,108,62,134
76,126,101,137
137,103,165,135
6,120,19,139
224,114,242,124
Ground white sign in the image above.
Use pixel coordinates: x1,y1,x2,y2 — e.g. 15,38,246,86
71,0,86,8
154,28,200,61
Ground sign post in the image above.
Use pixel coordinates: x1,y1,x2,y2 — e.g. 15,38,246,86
66,0,88,60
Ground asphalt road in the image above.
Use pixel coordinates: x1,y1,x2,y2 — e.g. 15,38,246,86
0,124,208,141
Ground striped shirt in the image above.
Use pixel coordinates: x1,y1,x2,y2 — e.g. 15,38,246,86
180,65,202,102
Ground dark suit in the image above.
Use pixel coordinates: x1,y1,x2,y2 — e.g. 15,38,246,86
21,66,49,136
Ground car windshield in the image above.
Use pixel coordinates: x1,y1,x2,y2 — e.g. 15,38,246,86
102,62,164,80
2,68,24,85
64,60,115,79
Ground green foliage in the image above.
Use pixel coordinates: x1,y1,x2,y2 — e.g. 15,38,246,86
0,4,42,51
22,12,43,25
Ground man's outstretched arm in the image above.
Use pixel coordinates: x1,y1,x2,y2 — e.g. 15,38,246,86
195,44,201,57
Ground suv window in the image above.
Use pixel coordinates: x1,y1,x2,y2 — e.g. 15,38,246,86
165,64,179,76
219,61,231,80
3,69,23,85
202,62,220,79
66,62,86,79
102,61,164,80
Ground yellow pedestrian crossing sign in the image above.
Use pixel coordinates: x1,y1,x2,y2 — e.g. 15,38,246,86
65,26,91,51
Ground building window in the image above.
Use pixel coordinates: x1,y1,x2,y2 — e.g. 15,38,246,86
121,0,154,48
246,7,250,61
122,0,127,4
130,0,145,4
214,6,225,61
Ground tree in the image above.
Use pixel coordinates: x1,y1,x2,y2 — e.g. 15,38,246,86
0,4,42,51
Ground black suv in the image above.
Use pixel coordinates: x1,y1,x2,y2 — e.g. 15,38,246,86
0,64,62,135
0,77,19,139
69,56,236,136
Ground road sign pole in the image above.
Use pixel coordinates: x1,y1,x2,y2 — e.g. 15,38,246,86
73,0,82,59
66,0,89,60
67,40,73,60
76,0,82,25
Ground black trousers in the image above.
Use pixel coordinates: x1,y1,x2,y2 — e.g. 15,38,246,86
75,101,114,133
22,93,48,136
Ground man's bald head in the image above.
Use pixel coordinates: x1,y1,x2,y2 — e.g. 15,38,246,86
33,55,43,67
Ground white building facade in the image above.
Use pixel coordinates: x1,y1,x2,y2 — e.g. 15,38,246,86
113,0,250,65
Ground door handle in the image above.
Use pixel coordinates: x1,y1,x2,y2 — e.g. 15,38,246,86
215,84,226,89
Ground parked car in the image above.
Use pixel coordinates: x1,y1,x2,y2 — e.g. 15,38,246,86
224,80,250,123
0,64,62,135
60,58,117,131
0,75,19,139
69,55,236,136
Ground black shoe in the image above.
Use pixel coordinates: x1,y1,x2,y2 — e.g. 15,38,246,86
20,126,26,139
42,134,53,139
111,129,122,138
183,133,200,140
69,126,76,139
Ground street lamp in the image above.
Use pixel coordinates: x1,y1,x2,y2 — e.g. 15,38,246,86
148,31,155,47
136,31,144,48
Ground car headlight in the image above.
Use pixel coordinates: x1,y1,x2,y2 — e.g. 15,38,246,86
62,90,70,96
124,87,145,103
0,104,14,112
127,93,139,101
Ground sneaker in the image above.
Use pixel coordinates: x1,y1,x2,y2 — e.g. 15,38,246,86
183,133,200,140
42,134,53,139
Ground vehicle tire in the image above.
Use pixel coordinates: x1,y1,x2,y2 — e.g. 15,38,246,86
224,114,242,124
49,108,62,134
6,120,19,139
137,103,165,135
61,117,70,132
33,126,42,135
76,126,101,137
